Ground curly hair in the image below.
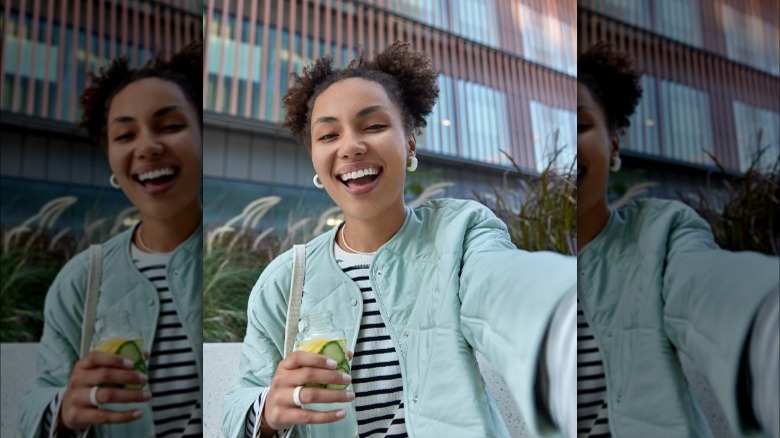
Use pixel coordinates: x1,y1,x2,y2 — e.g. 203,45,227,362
578,42,643,135
79,41,202,152
283,41,440,151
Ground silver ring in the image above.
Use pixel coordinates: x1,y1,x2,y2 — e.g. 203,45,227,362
292,385,304,408
89,385,101,409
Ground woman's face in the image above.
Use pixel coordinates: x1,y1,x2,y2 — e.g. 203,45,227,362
106,77,202,222
577,81,617,217
310,77,414,222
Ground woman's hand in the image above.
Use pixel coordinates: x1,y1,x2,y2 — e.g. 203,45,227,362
58,351,151,431
261,351,355,434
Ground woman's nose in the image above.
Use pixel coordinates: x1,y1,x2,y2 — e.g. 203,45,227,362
135,130,164,158
339,130,367,158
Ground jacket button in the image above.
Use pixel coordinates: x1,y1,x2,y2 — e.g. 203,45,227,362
413,395,418,403
148,299,154,307
376,270,382,277
403,331,409,338
351,298,358,306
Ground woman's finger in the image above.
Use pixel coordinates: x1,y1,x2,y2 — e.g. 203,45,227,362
94,386,152,404
281,351,339,370
288,367,351,388
280,406,348,426
74,367,148,388
296,387,355,405
79,407,144,425
76,351,135,370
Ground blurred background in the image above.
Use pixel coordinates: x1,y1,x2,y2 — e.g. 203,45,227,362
578,0,779,257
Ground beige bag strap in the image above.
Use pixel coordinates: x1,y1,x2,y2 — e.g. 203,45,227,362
80,244,102,357
283,244,306,358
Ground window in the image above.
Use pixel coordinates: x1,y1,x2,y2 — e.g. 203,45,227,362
654,0,703,47
732,101,780,172
519,5,576,76
722,4,780,76
529,101,576,172
659,80,713,165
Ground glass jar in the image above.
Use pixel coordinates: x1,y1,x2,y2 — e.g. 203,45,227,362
293,311,358,438
91,310,148,411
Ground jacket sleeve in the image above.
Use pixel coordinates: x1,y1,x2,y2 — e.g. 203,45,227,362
457,205,576,437
18,257,87,438
660,203,780,435
222,255,291,438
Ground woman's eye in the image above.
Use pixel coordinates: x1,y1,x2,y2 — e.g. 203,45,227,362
366,124,386,130
319,133,337,141
163,123,184,131
114,132,134,142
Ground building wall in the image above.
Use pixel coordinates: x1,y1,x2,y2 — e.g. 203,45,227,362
578,1,780,174
203,0,577,173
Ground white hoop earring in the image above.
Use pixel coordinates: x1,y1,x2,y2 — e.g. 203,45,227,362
610,155,622,172
109,174,121,189
312,174,324,189
407,156,418,172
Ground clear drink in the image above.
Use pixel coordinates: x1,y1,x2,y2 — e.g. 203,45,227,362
294,312,359,438
91,311,149,412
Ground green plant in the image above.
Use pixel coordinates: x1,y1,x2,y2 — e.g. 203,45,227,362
476,150,577,255
678,151,779,256
1,197,137,341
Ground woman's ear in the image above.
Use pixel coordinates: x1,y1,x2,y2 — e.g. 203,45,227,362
610,131,620,157
407,132,417,157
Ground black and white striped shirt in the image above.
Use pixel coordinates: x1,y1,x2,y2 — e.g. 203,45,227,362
132,245,202,437
334,245,407,438
576,298,610,437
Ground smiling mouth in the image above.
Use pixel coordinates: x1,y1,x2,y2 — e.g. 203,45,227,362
133,166,179,187
337,167,382,188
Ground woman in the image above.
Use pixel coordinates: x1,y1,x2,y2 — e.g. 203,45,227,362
19,43,203,437
222,42,577,438
576,42,779,437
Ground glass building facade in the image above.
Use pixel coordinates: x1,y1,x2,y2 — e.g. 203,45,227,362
1,0,201,232
204,0,577,173
579,0,780,173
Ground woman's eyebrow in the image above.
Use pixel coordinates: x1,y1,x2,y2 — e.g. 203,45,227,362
109,105,181,126
313,104,390,126
355,104,389,118
152,105,181,118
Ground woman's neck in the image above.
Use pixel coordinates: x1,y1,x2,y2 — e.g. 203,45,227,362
338,204,407,254
135,201,202,253
577,200,610,252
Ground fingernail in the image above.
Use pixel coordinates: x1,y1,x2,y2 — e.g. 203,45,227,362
325,359,337,368
345,391,355,400
136,373,148,383
122,359,134,368
142,391,152,400
132,410,143,418
342,373,351,383
335,409,346,418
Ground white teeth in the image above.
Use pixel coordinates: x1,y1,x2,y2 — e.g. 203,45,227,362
138,167,175,182
339,167,379,182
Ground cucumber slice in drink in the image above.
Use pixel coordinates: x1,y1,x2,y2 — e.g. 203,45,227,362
117,341,143,362
319,341,346,363
117,341,146,389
